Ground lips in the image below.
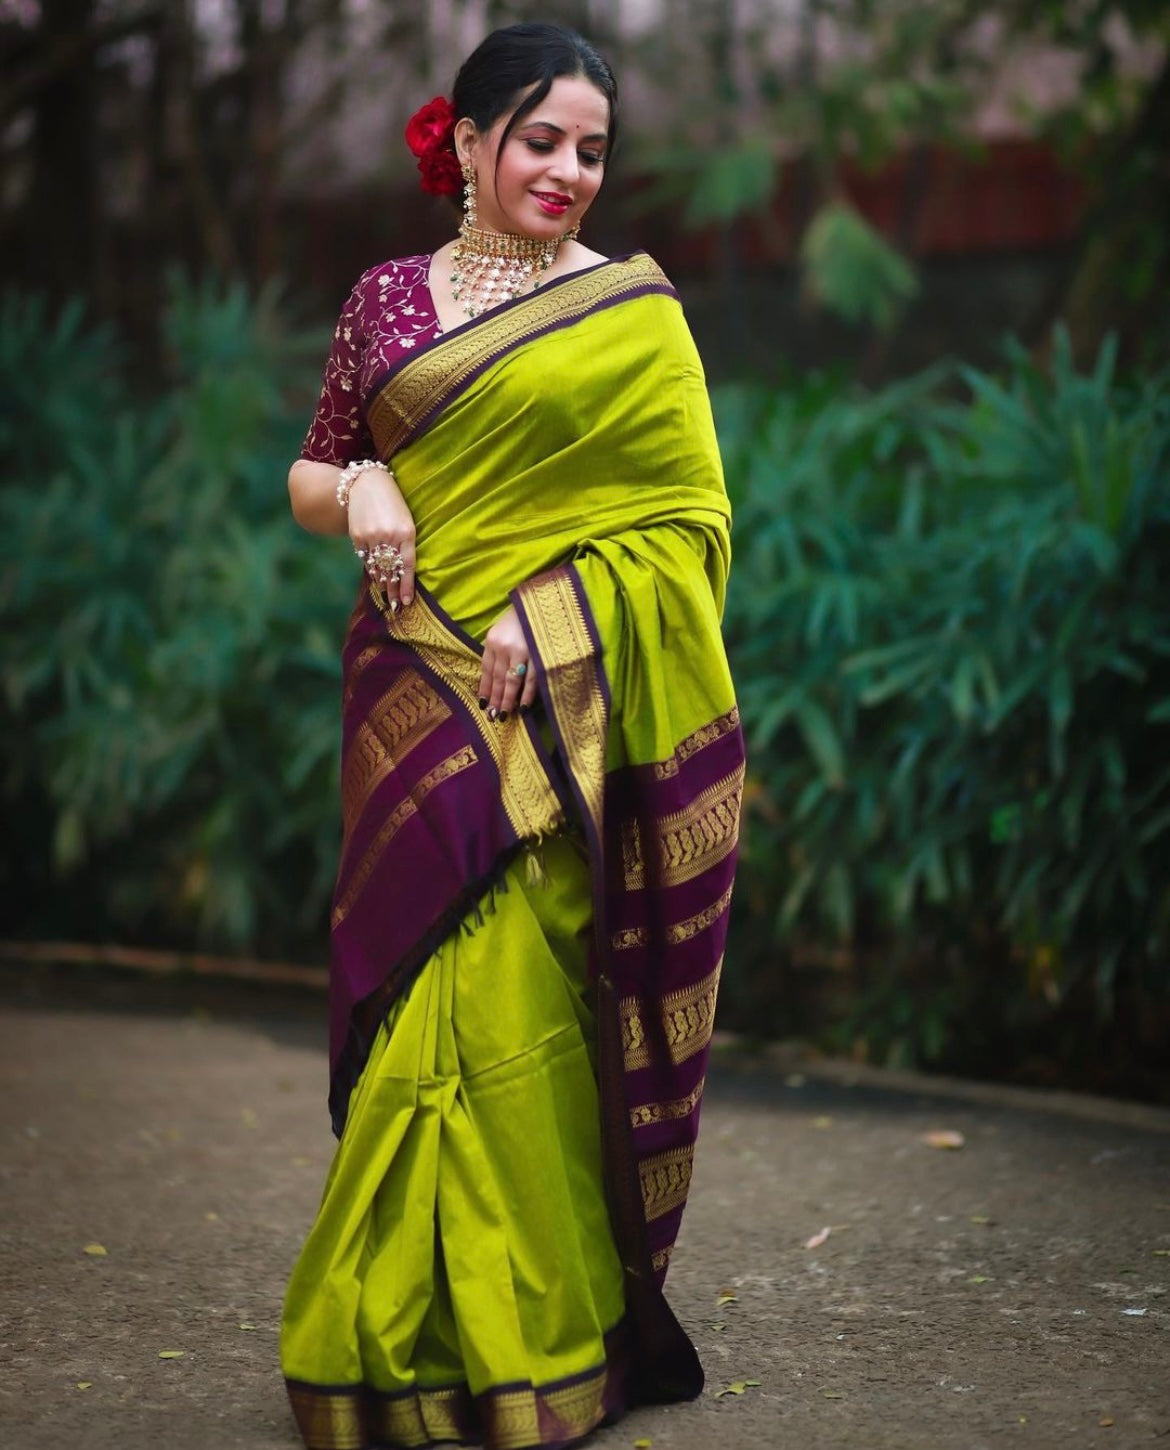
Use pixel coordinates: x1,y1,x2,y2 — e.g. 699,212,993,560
532,191,572,215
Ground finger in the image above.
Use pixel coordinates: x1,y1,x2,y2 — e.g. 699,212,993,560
519,668,538,711
487,651,511,717
398,539,416,607
477,645,495,710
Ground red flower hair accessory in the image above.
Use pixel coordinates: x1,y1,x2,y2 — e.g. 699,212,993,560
405,96,462,197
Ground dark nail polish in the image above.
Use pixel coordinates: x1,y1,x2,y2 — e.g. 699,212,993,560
498,710,509,721
487,707,499,721
389,599,401,615
478,697,487,710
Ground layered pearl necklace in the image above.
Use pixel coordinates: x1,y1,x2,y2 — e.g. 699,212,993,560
449,222,579,320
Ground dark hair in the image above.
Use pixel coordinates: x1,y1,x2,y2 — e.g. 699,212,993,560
452,23,619,172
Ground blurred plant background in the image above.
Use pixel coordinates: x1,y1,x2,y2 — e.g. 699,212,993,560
2,0,1168,1097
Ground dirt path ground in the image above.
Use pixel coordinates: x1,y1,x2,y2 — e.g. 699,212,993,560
1,969,1167,1450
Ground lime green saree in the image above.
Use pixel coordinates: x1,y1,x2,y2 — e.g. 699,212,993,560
282,254,744,1450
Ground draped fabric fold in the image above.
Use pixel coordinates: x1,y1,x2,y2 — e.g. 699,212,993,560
303,252,744,1431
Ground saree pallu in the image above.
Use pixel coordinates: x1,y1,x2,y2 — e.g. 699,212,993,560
283,253,745,1449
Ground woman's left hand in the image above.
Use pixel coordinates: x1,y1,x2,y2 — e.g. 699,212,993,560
480,605,539,719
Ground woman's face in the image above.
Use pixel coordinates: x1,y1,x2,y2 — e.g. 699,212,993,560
466,75,610,239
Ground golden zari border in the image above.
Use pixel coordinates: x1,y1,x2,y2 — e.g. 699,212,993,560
639,1143,695,1222
651,1243,674,1275
369,1385,466,1448
652,706,742,780
333,745,478,927
517,572,608,844
622,763,745,891
629,1075,706,1129
611,881,735,952
341,670,451,839
621,956,723,1073
341,642,381,711
379,588,565,844
286,1383,365,1450
367,254,672,458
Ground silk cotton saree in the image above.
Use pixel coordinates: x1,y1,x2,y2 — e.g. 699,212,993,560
282,253,745,1450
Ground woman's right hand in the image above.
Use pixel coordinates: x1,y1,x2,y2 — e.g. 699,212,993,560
347,468,417,610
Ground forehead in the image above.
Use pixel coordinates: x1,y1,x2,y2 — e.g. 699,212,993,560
510,75,610,133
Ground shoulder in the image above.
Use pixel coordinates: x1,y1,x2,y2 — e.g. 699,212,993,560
606,249,678,299
349,254,433,302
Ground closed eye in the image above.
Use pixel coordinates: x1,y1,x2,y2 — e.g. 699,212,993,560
524,139,605,167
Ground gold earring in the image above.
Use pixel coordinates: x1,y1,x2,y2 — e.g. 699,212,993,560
461,161,477,229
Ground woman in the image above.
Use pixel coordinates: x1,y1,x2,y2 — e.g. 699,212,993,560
281,23,744,1450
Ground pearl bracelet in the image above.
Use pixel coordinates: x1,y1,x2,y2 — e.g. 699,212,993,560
336,458,390,511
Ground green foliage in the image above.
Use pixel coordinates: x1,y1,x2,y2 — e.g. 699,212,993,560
800,201,919,332
718,331,1170,1076
1,279,348,952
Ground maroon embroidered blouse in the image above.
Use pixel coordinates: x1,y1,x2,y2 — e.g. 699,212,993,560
300,256,444,466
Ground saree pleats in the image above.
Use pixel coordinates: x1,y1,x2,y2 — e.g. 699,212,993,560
283,837,628,1450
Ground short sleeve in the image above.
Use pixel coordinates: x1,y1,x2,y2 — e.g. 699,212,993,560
300,276,377,465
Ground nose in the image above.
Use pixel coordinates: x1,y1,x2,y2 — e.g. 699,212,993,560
547,144,579,186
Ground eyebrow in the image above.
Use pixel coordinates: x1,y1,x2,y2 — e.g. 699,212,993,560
518,120,608,144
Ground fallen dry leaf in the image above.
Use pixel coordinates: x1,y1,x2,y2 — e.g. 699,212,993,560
714,1379,761,1398
968,1274,989,1285
82,1244,107,1257
1121,1307,1148,1316
241,1108,258,1128
823,1390,845,1400
1100,1416,1115,1427
76,1383,92,1391
238,1323,256,1331
716,1290,738,1307
709,1321,726,1332
1153,1249,1170,1257
922,1130,966,1150
969,1215,993,1226
158,1350,185,1360
634,1440,653,1448
805,1225,832,1251
812,1115,834,1130
204,1212,220,1222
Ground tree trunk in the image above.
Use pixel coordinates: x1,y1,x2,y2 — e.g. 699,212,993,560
1031,54,1170,368
24,0,98,300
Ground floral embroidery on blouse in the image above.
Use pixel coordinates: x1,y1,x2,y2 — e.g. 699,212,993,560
300,255,443,465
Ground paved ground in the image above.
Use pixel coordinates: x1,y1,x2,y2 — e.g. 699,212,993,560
1,967,1168,1450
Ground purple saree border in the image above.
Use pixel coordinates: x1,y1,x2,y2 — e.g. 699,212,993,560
286,1318,630,1450
326,583,574,1135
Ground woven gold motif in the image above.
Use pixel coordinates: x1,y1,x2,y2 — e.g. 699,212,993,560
341,670,451,837
620,956,722,1072
629,1074,706,1129
651,1243,674,1274
611,881,736,952
369,1385,466,1447
639,1143,694,1222
286,1383,365,1450
517,571,608,842
332,745,478,926
380,589,565,843
622,763,744,891
341,642,381,711
652,706,742,780
368,254,673,458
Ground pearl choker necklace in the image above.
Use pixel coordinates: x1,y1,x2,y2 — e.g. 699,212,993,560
449,222,579,319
